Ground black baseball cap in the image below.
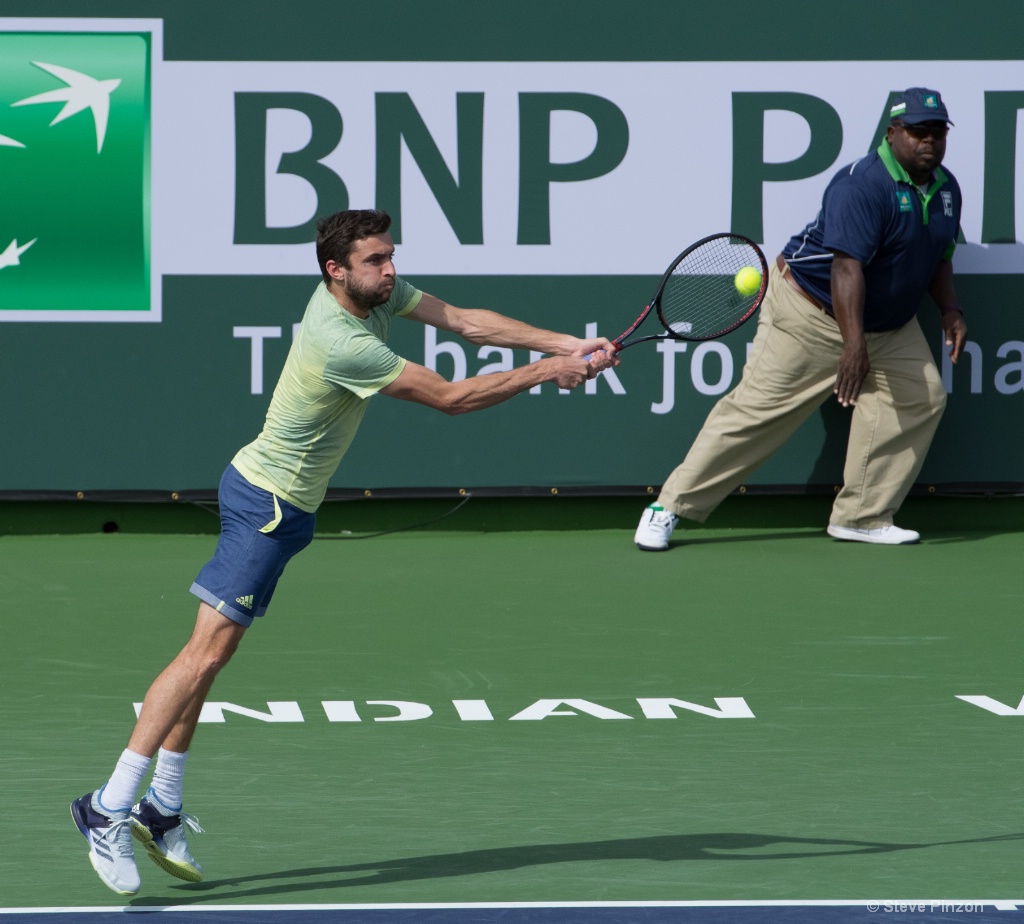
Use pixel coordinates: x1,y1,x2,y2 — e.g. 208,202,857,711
889,87,953,125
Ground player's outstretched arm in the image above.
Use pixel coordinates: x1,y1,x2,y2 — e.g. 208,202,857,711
406,293,617,361
380,356,591,415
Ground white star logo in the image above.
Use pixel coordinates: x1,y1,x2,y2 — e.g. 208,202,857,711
0,133,25,148
11,61,121,154
0,238,37,271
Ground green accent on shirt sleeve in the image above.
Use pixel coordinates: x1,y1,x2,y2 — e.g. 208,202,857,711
396,287,423,316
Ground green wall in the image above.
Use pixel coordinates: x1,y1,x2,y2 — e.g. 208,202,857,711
0,2,1020,494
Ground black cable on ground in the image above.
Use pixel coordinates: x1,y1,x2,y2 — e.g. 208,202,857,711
314,492,475,539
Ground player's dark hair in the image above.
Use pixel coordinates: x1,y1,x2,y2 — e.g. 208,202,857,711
316,209,392,283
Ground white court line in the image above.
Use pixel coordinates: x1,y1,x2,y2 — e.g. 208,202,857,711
2,899,1022,912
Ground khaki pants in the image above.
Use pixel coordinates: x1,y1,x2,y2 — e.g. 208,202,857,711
657,263,947,529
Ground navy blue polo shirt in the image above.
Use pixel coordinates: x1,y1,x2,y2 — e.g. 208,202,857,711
781,140,961,332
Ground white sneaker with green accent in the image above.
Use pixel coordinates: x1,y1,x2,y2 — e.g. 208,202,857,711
634,504,679,551
130,789,205,882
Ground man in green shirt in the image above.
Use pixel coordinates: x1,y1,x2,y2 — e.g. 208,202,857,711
71,209,618,896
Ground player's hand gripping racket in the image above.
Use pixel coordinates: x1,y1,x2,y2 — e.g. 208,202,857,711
594,233,768,356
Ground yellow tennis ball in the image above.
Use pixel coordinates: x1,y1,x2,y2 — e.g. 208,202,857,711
734,266,762,296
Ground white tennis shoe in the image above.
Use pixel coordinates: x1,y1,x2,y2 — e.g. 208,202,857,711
827,523,920,545
130,789,205,882
70,791,141,895
634,504,679,551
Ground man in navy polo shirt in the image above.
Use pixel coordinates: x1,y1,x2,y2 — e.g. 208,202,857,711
635,87,968,550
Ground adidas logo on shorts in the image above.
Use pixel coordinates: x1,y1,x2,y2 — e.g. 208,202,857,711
235,594,254,609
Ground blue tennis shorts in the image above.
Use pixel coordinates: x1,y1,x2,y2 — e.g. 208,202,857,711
190,464,315,627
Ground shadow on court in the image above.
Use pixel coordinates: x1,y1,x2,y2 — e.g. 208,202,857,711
132,832,1023,905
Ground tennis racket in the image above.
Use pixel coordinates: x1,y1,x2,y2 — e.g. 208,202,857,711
599,233,768,353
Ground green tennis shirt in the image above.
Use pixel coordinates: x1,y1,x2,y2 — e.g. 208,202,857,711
232,278,423,512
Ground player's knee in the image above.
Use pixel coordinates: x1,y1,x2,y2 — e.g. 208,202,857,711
179,632,240,679
190,647,235,682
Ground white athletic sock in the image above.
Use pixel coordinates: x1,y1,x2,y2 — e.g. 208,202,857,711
98,749,151,813
149,747,189,812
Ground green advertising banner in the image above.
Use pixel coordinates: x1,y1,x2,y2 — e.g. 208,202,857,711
0,31,152,320
0,2,1021,495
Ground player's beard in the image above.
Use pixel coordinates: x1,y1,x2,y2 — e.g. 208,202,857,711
342,276,395,313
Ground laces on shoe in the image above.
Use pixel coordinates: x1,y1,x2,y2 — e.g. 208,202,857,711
179,812,204,835
158,811,205,853
101,817,136,857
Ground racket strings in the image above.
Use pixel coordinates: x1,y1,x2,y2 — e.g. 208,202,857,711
659,236,764,340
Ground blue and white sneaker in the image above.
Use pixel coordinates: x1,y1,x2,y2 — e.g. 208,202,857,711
70,790,141,895
130,789,205,882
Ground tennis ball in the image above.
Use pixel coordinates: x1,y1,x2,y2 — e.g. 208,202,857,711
734,266,762,296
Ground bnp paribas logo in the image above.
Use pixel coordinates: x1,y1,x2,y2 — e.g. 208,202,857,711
0,30,152,321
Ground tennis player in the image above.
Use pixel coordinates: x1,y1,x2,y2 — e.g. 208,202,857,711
70,208,619,895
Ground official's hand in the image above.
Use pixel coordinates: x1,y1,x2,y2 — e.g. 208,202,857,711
834,343,870,407
941,311,967,364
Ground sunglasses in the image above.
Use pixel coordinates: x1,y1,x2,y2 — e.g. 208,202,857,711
893,120,949,140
